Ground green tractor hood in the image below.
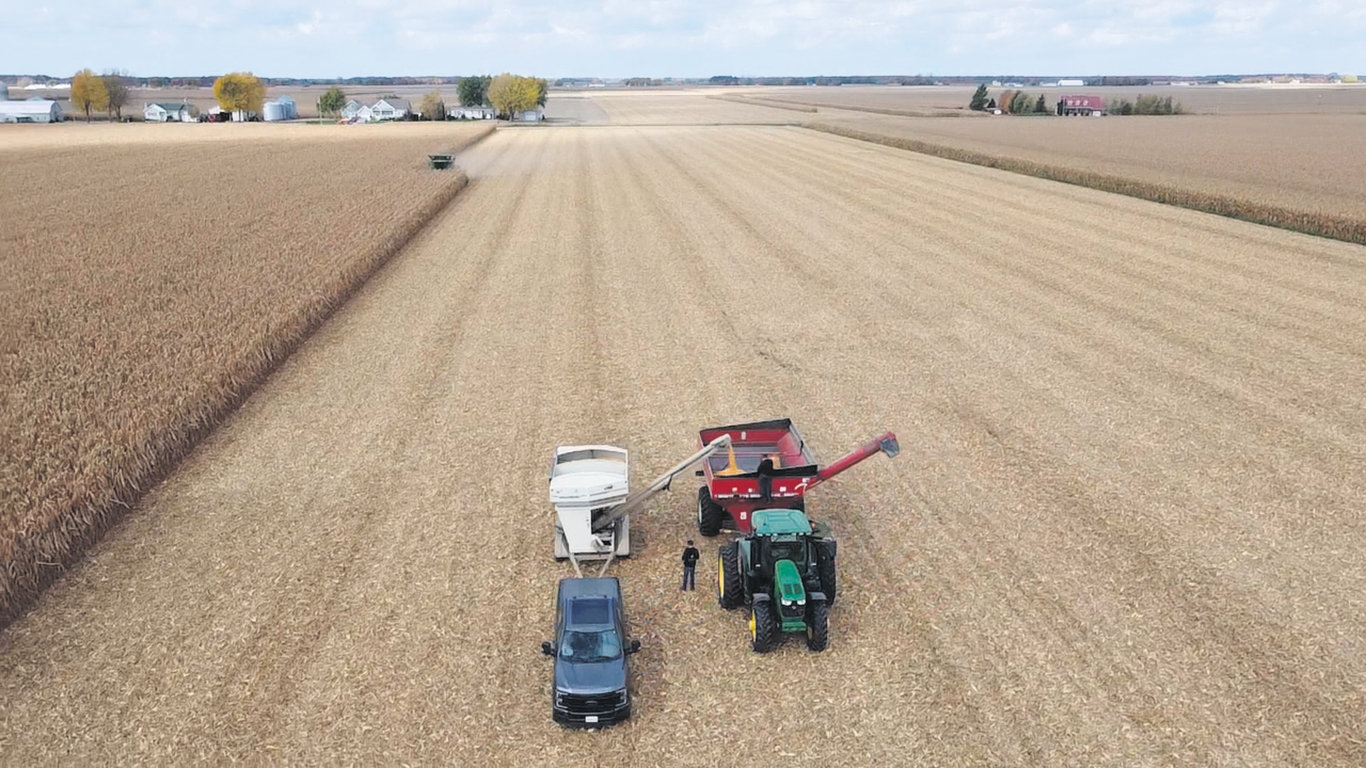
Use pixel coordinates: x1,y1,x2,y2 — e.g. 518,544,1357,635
773,559,809,632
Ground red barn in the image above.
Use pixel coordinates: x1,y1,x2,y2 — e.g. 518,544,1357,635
1058,95,1106,116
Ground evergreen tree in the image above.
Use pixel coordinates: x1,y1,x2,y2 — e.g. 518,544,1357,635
969,84,988,111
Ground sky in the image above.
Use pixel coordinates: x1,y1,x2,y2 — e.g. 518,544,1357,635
2,0,1362,79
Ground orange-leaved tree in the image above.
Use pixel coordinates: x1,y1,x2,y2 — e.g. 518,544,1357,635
71,69,109,123
213,72,266,120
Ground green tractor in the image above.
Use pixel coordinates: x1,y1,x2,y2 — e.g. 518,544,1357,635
717,509,837,653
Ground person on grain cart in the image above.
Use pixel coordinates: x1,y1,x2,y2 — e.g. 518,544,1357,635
681,540,700,591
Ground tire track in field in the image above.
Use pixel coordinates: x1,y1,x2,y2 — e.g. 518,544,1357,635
198,130,550,739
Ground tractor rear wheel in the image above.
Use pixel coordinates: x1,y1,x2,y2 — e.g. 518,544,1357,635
718,544,743,610
806,599,830,652
750,600,779,653
698,487,725,537
816,544,838,607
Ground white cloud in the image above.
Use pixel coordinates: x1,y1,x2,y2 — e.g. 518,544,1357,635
0,0,1361,77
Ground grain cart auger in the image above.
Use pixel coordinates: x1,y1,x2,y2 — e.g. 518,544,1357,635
551,435,733,576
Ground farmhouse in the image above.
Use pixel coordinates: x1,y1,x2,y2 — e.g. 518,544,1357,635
0,98,63,123
144,102,197,123
370,98,411,121
341,100,365,119
1057,95,1106,116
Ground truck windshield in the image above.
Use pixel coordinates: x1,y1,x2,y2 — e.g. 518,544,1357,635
559,629,623,662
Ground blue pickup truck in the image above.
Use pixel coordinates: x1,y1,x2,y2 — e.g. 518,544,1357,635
541,577,641,727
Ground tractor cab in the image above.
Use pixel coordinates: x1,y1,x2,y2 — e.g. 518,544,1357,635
746,509,814,574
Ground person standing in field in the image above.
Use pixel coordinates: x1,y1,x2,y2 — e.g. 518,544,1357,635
681,540,700,591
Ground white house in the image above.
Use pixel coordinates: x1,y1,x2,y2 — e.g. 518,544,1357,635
369,98,411,121
449,105,496,120
0,99,63,123
144,102,196,122
514,108,544,122
341,100,365,119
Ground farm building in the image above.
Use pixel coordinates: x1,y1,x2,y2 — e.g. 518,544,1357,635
514,108,545,122
144,102,197,122
263,96,298,121
450,106,496,120
1057,95,1106,116
369,98,411,121
0,99,63,123
0,84,8,100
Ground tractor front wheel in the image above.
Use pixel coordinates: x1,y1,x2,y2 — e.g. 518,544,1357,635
750,600,779,653
806,599,830,652
718,543,743,610
698,487,725,537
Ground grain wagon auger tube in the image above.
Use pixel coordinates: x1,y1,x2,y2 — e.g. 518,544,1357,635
695,419,900,536
551,435,733,576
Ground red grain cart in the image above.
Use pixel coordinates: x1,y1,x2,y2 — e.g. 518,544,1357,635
695,419,899,536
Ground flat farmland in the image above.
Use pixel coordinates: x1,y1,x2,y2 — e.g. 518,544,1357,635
3,122,1366,765
0,122,492,621
549,89,801,125
807,112,1366,224
739,83,1366,115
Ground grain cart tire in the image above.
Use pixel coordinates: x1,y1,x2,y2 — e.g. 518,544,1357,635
750,598,779,653
806,599,830,652
815,540,838,607
698,487,725,537
718,544,744,610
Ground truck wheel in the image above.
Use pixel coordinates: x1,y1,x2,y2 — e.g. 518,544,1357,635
806,599,830,652
750,600,779,653
718,544,744,610
698,487,725,537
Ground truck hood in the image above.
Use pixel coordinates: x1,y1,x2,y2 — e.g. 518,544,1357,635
554,658,628,694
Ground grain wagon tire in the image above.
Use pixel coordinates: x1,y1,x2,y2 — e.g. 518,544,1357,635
750,600,779,653
818,556,837,608
718,544,744,610
806,599,830,652
698,487,724,537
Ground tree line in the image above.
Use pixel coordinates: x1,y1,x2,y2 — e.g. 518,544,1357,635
65,69,546,123
967,84,1182,116
968,84,1049,114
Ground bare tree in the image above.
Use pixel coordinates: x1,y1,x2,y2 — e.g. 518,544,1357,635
102,71,130,121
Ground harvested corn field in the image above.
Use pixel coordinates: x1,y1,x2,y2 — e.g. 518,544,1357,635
547,89,801,125
0,122,492,622
738,83,1366,115
807,113,1366,230
3,121,1366,766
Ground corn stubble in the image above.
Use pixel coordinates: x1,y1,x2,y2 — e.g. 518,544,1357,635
805,120,1366,245
0,123,492,623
